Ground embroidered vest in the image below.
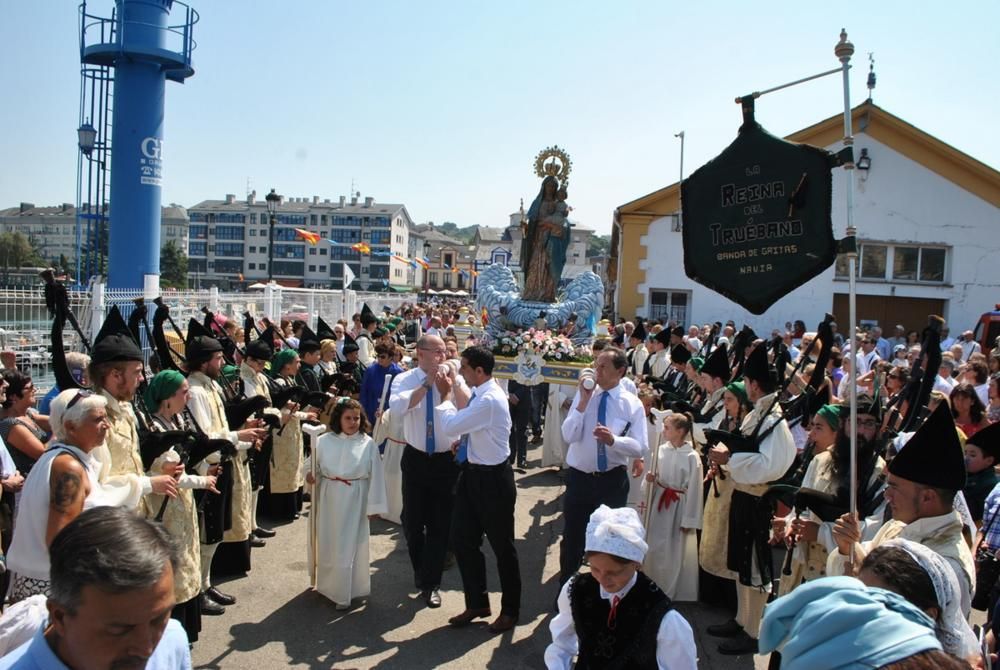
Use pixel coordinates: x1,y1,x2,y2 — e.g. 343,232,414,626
569,572,672,670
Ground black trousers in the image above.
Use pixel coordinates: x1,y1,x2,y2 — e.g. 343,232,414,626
401,445,459,590
508,384,532,464
559,466,629,584
530,383,549,434
451,463,521,616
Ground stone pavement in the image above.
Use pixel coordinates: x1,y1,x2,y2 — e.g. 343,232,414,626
192,455,767,669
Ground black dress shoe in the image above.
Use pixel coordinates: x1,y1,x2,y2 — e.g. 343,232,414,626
707,618,743,638
422,588,442,608
200,594,226,615
517,459,528,469
254,526,276,538
448,608,492,627
250,537,266,548
718,631,758,655
206,587,236,606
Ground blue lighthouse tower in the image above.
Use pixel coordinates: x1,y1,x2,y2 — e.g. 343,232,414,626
79,1,198,291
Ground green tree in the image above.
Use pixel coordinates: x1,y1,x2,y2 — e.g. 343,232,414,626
588,234,611,257
160,240,188,289
0,231,43,282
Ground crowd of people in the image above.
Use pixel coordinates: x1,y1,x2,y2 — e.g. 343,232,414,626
1,296,1000,668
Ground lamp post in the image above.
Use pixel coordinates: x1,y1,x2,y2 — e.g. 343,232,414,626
265,188,282,284
422,240,431,300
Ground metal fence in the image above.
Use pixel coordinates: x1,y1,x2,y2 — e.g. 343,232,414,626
0,284,416,394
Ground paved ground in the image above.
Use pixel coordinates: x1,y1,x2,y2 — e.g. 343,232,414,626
192,452,765,669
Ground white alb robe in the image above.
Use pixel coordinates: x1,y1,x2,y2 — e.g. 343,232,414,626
306,431,388,606
644,440,703,601
542,384,573,468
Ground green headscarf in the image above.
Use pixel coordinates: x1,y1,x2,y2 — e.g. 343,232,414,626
270,348,299,378
816,404,843,432
724,380,749,407
144,370,185,411
690,356,705,373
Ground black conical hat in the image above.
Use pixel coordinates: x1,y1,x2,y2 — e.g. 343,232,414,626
245,325,276,360
742,341,771,385
316,316,336,341
653,328,671,346
185,318,222,364
631,321,647,341
888,401,966,491
361,303,375,318
342,331,359,354
967,421,1000,459
92,305,143,364
298,324,321,353
701,343,730,380
670,344,691,365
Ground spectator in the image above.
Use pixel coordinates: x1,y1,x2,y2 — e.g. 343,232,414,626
961,423,999,523
855,335,880,375
988,373,1000,423
890,344,909,368
0,370,48,477
950,383,990,439
37,352,90,416
940,325,956,351
858,541,980,662
760,576,961,669
0,506,191,669
907,330,920,347
891,324,908,349
961,361,990,407
872,326,893,362
829,321,845,349
935,358,958,395
959,331,981,362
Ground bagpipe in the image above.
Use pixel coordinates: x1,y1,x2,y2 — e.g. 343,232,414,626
882,314,944,439
41,269,89,392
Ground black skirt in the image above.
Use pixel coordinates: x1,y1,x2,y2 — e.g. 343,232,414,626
171,595,202,643
211,538,252,578
726,489,774,587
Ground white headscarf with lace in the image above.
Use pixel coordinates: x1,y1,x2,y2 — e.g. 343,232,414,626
881,538,979,659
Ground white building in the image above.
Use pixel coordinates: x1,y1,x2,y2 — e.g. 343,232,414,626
186,193,413,291
0,202,189,275
611,102,1000,335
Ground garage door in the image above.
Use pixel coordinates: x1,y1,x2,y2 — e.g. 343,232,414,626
832,294,946,335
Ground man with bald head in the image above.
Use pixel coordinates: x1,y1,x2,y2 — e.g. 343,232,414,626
389,335,463,609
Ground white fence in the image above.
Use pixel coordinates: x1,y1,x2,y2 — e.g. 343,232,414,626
0,283,415,393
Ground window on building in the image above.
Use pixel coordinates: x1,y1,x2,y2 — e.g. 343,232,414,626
248,263,256,270
309,248,317,255
248,246,255,253
860,244,887,279
259,262,266,272
188,241,207,256
214,259,243,274
215,225,245,240
920,248,946,282
444,252,454,267
430,272,438,287
250,213,257,224
308,265,316,272
215,243,244,257
649,290,689,325
893,246,919,281
320,248,327,255
310,215,318,226
272,260,304,276
443,273,452,288
250,229,257,236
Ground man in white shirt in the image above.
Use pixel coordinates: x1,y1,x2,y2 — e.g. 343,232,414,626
940,325,956,352
435,346,521,633
855,335,880,375
388,335,462,610
558,349,647,587
959,330,982,362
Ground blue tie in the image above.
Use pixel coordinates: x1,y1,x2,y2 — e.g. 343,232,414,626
425,383,436,454
456,390,476,464
596,390,609,472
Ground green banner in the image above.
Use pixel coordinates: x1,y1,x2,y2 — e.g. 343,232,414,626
681,118,838,314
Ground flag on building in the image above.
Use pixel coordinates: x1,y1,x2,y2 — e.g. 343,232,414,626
294,228,321,245
343,264,356,288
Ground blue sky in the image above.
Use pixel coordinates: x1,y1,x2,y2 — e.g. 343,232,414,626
2,1,997,236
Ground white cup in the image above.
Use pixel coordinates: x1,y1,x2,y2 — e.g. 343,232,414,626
580,368,596,390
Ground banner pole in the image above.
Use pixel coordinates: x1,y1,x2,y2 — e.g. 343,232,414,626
835,30,860,555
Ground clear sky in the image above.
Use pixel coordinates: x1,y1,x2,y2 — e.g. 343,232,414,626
2,1,997,237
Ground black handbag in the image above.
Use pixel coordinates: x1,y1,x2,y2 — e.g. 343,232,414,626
973,511,1000,611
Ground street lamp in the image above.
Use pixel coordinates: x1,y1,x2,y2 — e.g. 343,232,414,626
77,122,97,156
422,240,431,299
265,188,282,283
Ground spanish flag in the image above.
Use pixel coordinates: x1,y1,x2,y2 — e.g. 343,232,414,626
414,258,429,270
351,242,371,254
294,228,321,245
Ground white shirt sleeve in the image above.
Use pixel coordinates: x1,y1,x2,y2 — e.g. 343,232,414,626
728,416,796,484
656,610,699,670
544,581,577,670
561,390,587,445
609,397,648,460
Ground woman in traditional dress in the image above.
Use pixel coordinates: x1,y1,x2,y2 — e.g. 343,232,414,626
644,412,704,601
142,370,219,642
267,349,317,520
305,398,387,610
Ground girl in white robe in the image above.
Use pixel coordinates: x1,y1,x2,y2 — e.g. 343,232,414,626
643,412,703,601
305,398,387,610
